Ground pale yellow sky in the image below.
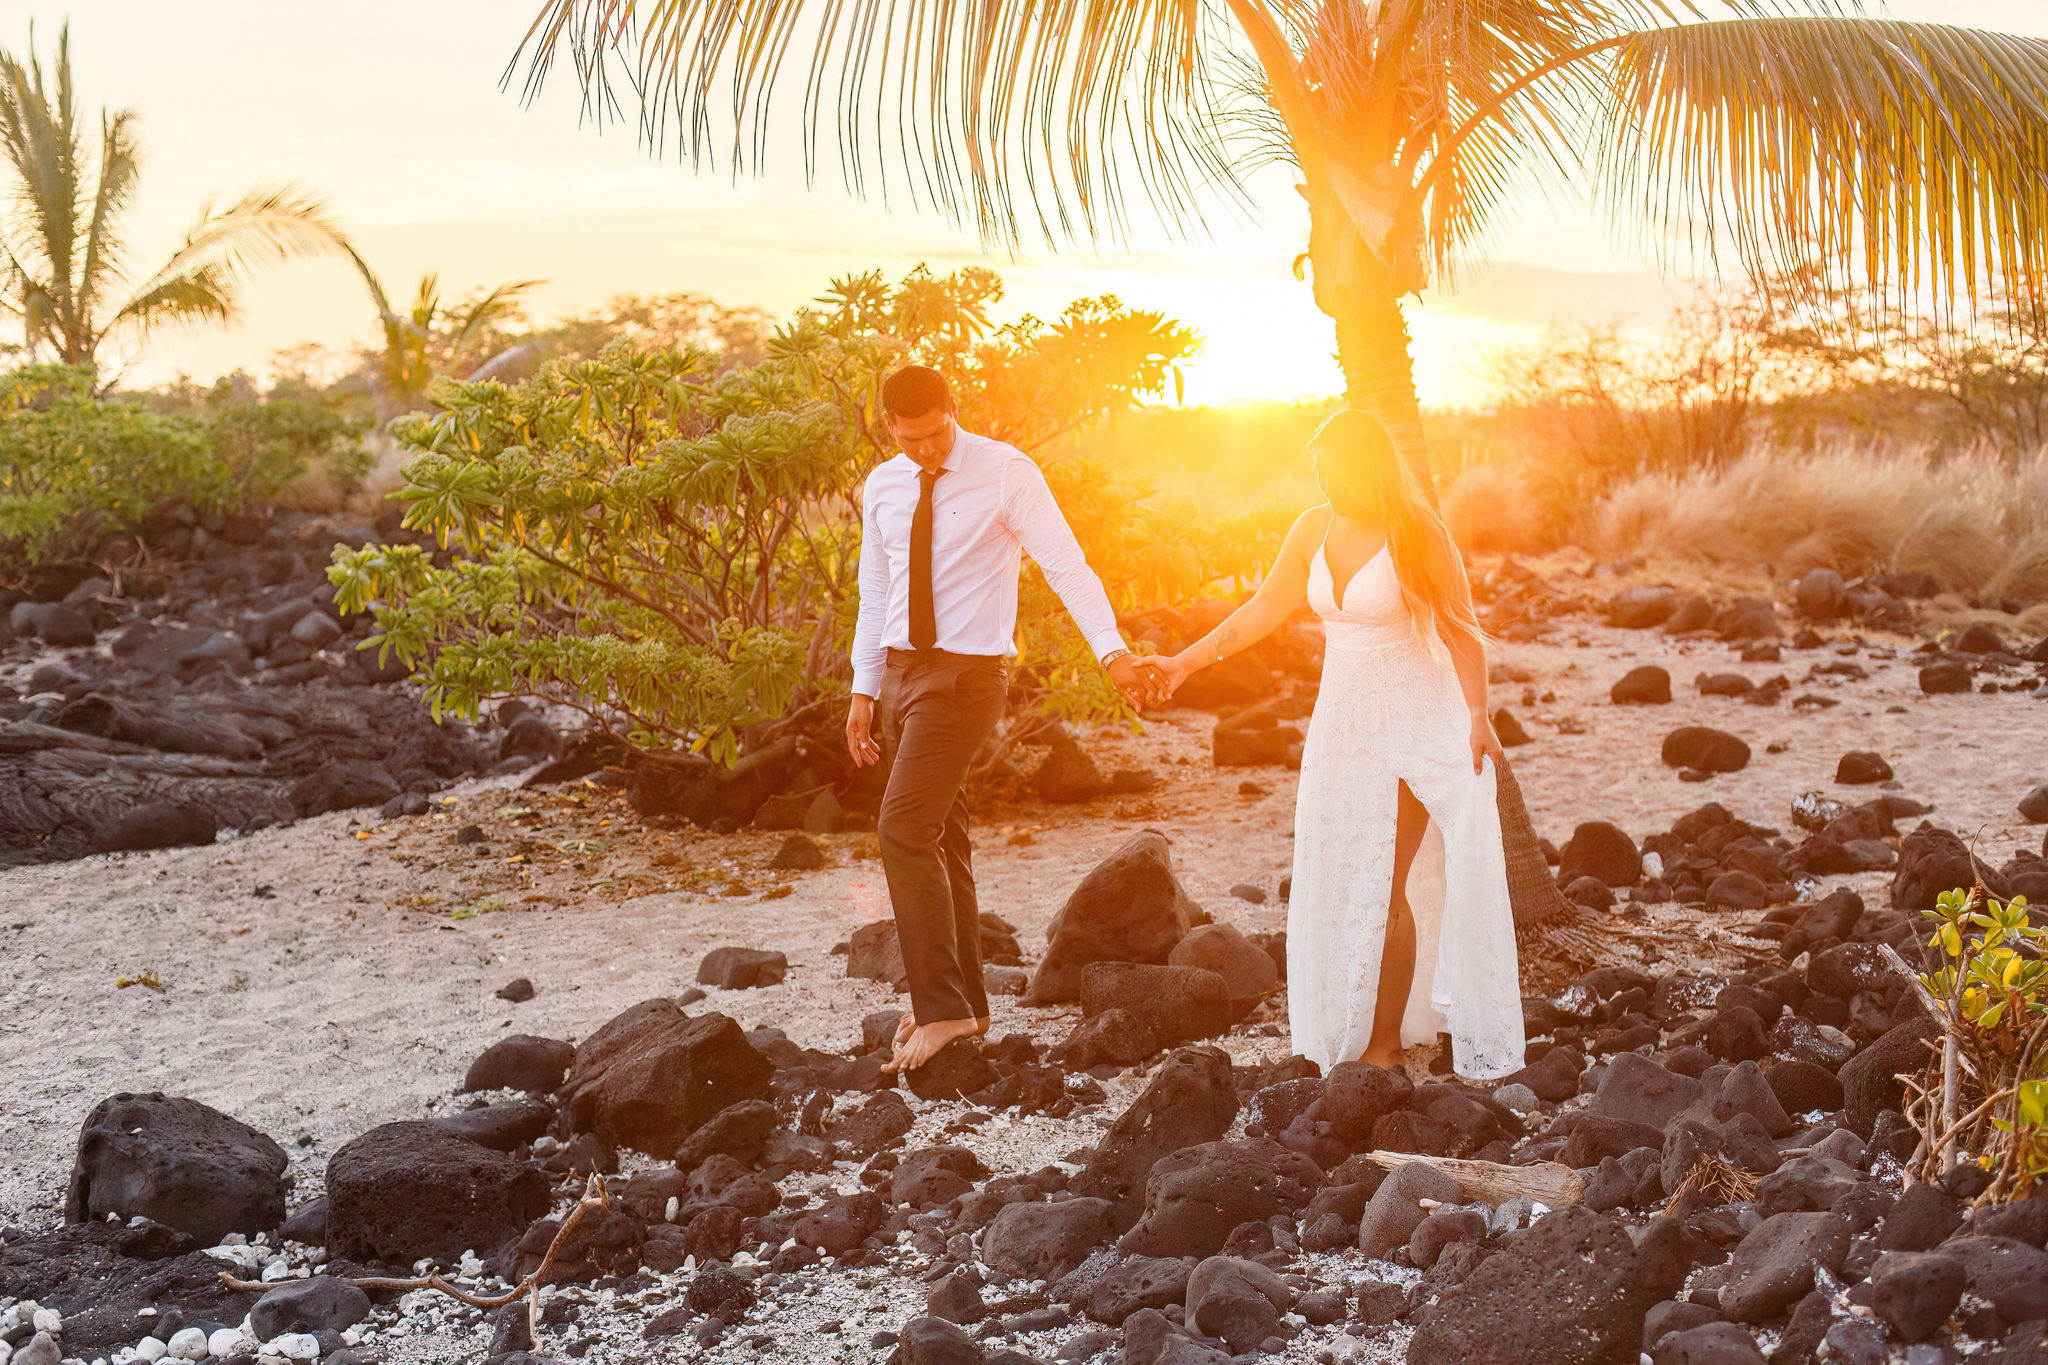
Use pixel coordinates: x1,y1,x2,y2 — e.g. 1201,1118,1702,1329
8,1,2046,407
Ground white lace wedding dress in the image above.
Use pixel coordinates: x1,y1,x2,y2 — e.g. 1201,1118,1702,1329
1287,533,1526,1080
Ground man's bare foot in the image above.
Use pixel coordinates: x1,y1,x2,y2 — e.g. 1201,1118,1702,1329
883,1013,992,1074
895,1017,984,1073
882,1013,918,1075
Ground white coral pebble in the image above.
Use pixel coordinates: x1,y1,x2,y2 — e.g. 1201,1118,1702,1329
268,1333,319,1361
30,1310,59,1335
203,1245,261,1272
132,1338,166,1362
164,1327,209,1359
206,1329,249,1358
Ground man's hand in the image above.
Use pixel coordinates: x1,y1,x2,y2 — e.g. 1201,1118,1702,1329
1106,654,1172,708
846,694,883,767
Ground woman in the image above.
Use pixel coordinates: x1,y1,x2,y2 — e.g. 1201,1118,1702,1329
1155,409,1525,1080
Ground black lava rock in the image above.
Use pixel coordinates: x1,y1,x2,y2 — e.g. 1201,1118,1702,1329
463,1035,576,1094
65,1094,290,1245
325,1121,549,1265
1661,728,1751,774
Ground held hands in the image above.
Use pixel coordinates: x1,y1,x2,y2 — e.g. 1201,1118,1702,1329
1105,653,1175,708
846,694,883,767
1469,709,1505,775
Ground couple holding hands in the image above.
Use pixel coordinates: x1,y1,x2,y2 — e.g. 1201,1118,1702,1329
846,365,1526,1085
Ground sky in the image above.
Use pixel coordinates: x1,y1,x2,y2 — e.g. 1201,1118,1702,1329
8,0,2048,408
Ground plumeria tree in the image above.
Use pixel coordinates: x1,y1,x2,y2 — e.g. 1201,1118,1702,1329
329,266,1247,757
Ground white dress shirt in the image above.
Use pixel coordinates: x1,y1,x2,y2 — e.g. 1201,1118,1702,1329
849,428,1128,697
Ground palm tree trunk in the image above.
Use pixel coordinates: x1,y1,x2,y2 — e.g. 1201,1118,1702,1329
1299,168,1438,505
1330,288,1436,506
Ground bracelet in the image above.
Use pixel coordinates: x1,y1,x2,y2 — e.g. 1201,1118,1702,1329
1211,633,1224,665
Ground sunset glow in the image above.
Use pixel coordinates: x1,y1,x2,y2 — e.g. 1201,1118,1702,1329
22,0,2048,408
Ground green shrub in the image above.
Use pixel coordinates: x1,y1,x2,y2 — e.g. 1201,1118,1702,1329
189,376,372,506
1909,886,2048,1201
0,365,213,568
0,366,371,577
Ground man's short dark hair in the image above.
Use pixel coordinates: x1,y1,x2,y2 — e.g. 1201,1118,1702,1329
882,365,953,419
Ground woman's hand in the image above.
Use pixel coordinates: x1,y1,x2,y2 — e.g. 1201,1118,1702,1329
1149,650,1199,700
1468,710,1505,774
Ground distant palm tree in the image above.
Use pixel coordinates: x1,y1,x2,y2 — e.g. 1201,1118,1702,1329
0,24,345,375
511,1,2048,495
338,252,542,413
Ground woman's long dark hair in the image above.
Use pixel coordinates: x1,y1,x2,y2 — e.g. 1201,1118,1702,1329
1311,408,1485,653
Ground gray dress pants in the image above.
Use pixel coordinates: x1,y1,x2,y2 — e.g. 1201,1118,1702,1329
877,648,1007,1025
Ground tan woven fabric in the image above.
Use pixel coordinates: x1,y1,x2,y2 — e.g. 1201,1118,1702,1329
1495,755,1571,932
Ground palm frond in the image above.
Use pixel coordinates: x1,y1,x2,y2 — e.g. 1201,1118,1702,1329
113,181,348,337
511,0,1247,247
448,277,544,354
0,23,90,322
76,106,139,325
103,262,237,345
1588,16,2048,312
133,182,348,292
1208,43,1294,174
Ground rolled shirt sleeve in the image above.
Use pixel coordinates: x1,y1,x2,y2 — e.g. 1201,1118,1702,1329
1002,456,1129,663
849,473,890,697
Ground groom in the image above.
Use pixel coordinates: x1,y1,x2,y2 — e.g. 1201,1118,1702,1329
846,365,1166,1074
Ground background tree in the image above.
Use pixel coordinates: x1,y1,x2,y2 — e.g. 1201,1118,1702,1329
0,24,343,377
534,291,774,369
511,0,2048,498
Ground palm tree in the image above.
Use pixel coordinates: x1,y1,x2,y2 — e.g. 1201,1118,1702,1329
0,24,345,375
509,0,2048,497
339,251,542,413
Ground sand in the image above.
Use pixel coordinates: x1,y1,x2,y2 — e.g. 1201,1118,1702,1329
1,606,2040,1356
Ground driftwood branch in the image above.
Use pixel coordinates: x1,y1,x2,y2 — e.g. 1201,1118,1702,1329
1363,1150,1583,1207
220,1175,610,1348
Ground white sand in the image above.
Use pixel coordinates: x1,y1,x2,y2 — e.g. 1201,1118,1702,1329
2,615,2041,1237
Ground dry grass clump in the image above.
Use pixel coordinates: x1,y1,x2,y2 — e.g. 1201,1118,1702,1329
1662,1152,1760,1211
1442,461,1550,554
1581,445,2048,606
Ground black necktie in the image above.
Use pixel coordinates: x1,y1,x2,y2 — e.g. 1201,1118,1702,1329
909,467,941,650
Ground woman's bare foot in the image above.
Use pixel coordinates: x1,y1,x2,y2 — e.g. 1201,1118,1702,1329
1360,1043,1404,1070
894,1017,984,1073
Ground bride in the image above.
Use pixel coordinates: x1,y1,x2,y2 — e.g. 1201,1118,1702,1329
1155,409,1525,1081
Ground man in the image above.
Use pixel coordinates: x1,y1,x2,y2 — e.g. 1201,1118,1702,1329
847,365,1166,1075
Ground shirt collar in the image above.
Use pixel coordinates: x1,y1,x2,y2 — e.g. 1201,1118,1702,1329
938,424,973,473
